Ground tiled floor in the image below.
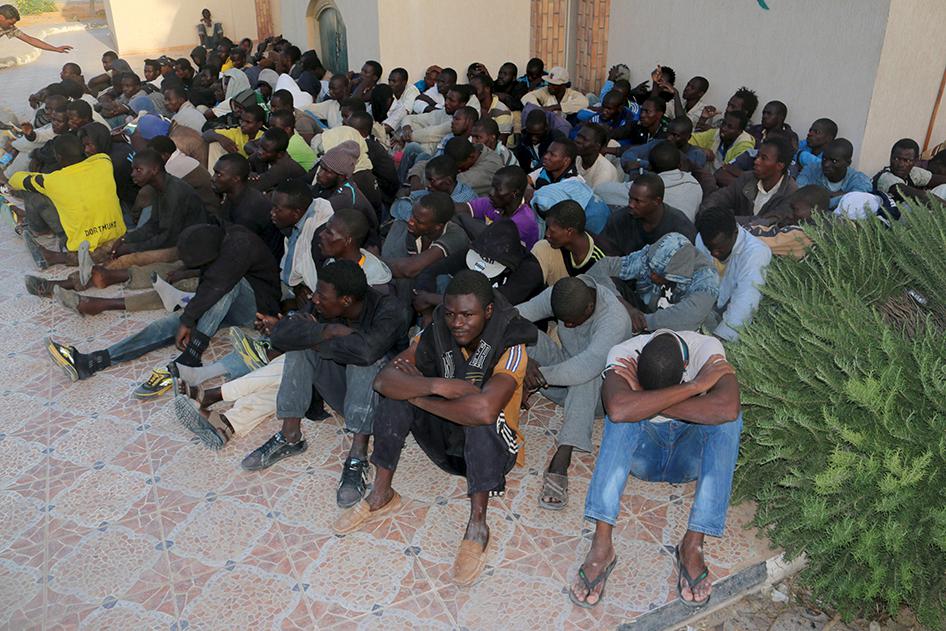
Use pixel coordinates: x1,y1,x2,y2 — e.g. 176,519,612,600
0,209,774,630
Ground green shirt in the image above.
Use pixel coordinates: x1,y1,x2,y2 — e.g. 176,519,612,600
287,132,316,171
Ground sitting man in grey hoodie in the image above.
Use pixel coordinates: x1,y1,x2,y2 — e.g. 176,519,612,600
515,276,633,511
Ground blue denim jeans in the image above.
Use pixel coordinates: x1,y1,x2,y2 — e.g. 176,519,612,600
106,278,258,364
584,414,743,537
396,142,431,184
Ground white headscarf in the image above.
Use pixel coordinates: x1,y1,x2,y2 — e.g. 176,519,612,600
212,68,252,117
275,74,313,108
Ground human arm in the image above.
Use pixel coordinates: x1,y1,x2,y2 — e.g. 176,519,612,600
409,371,518,427
373,344,481,401
320,300,409,365
643,285,718,332
202,129,240,154
15,31,73,53
385,246,446,279
513,286,554,323
178,235,252,327
712,242,771,341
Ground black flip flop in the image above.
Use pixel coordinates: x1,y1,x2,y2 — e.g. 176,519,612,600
674,545,711,607
568,555,618,609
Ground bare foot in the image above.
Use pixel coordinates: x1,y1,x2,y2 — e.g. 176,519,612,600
76,296,108,316
364,485,396,511
570,542,616,606
89,265,110,289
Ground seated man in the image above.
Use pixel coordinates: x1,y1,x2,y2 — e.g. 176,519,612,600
390,155,476,222
241,260,407,508
746,184,829,259
516,276,633,510
796,139,871,209
514,108,565,172
270,89,319,144
695,207,771,341
382,67,421,133
398,85,469,160
667,75,709,125
267,108,317,171
570,330,741,608
202,104,266,158
602,141,702,222
248,128,307,194
620,116,713,194
796,118,838,169
163,83,205,133
147,135,221,220
433,106,479,155
690,110,755,171
411,66,455,114
620,97,669,148
600,173,695,256
313,140,379,248
531,200,618,287
213,153,282,260
471,117,518,167
574,123,621,189
461,166,539,249
469,74,512,139
589,232,719,334
9,134,126,269
521,66,589,117
872,137,946,203
530,139,579,190
746,100,797,147
582,90,639,148
712,127,797,190
303,74,349,129
694,86,758,131
45,222,281,397
333,270,537,588
345,111,400,202
442,136,505,197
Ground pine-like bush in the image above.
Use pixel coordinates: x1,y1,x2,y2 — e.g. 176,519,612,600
731,201,946,626
13,0,57,16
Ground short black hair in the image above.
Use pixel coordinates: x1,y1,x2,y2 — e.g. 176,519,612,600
826,138,854,161
268,109,296,130
320,259,368,301
470,73,493,91
65,99,92,120
766,100,788,119
637,333,686,390
261,127,290,153
446,85,470,101
52,134,84,164
63,62,82,75
644,96,666,114
132,148,166,171
331,208,370,245
455,105,479,123
546,199,586,233
0,4,21,20
580,123,608,147
417,191,455,224
440,67,458,82
526,57,544,71
425,155,458,180
57,80,84,100
243,104,267,123
524,108,547,127
390,67,408,82
285,45,302,63
445,269,493,310
162,83,187,100
119,72,141,86
346,110,374,135
650,140,680,173
102,50,118,61
471,116,499,137
363,60,382,78
216,153,250,180
274,178,314,210
760,137,793,172
147,135,177,157
695,206,737,244
724,109,750,131
271,89,293,107
890,137,920,158
690,76,709,94
732,87,759,119
602,89,624,106
633,172,665,199
339,97,367,113
444,137,474,163
551,138,578,163
789,185,831,214
813,118,839,139
929,149,946,168
550,277,594,322
659,66,676,85
495,165,528,194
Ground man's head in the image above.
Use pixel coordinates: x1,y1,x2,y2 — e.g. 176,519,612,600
230,47,246,69
666,116,694,149
143,59,161,82
77,122,111,157
545,66,570,100
544,199,586,249
318,208,369,259
488,166,527,210
51,133,84,168
927,149,946,177
270,89,294,112
316,140,360,188
201,8,211,19
178,224,225,268
821,138,854,183
65,99,93,130
470,117,500,150
889,137,920,179
328,74,350,101
444,137,480,172
753,137,791,181
523,109,549,145
760,100,787,131
788,184,831,223
696,206,738,261
388,67,408,96
526,57,544,80
682,76,709,102
360,60,382,84
147,135,178,163
542,139,577,176
719,110,749,144
628,173,664,219
600,90,626,123
443,270,494,348
269,109,297,136
408,191,454,238
451,106,479,138
101,50,118,72
60,62,82,82
212,153,250,194
437,67,458,95
256,127,290,164
469,74,493,102
806,118,838,151
551,277,596,328
345,110,373,138
271,179,313,229
640,97,667,130
637,332,688,390
466,62,488,83
119,72,142,99
175,58,195,82
497,62,518,86
727,87,758,119
422,65,441,88
0,3,20,28
575,123,607,161
443,85,469,116
240,37,253,54
425,155,459,194
49,106,69,135
338,97,367,122
240,104,267,137
130,148,166,187
650,140,681,174
313,260,369,319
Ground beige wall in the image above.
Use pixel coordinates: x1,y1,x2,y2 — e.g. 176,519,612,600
860,0,946,172
104,0,259,56
606,0,892,170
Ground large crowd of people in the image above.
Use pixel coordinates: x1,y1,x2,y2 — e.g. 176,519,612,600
2,3,945,609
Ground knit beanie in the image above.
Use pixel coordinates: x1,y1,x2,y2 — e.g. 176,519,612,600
320,140,360,179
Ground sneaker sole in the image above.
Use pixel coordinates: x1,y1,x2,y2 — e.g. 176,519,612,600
24,275,53,298
240,441,308,471
44,337,78,382
174,396,225,450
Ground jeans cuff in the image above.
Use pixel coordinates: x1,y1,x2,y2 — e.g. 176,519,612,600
583,510,617,527
685,520,725,538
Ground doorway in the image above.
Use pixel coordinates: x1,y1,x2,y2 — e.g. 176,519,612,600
307,1,349,75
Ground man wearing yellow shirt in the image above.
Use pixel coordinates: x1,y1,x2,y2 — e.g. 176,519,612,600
202,104,266,158
689,110,755,171
9,134,126,269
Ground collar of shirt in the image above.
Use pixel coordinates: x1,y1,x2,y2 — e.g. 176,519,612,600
757,175,784,195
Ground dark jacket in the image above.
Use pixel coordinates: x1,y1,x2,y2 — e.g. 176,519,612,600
600,203,696,256
222,185,282,261
701,171,797,226
269,288,408,365
366,136,399,202
249,153,307,193
180,224,281,327
124,173,207,252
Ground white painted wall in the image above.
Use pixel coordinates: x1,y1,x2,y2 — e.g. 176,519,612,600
606,0,892,170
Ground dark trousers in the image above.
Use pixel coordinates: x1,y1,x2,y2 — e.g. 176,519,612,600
371,396,516,496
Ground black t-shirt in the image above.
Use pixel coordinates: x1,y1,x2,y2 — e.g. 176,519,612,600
563,232,619,276
600,203,696,255
223,186,283,261
495,253,545,305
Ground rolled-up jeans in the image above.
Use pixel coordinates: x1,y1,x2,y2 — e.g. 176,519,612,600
397,142,431,184
106,278,257,364
584,414,743,537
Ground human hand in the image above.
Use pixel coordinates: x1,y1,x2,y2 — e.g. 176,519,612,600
650,65,662,83
219,138,239,154
700,105,718,120
524,358,547,392
433,378,480,400
411,290,439,312
611,357,641,391
391,355,422,376
254,311,281,335
109,237,127,259
607,65,619,82
321,323,354,340
625,305,648,333
175,324,192,351
53,45,74,54
692,354,735,392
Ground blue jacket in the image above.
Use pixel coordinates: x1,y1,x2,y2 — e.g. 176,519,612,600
796,164,872,209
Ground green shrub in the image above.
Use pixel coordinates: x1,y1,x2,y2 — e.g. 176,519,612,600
731,202,946,626
13,0,58,16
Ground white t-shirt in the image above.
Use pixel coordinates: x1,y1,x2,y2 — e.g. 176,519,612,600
604,330,726,423
753,176,783,215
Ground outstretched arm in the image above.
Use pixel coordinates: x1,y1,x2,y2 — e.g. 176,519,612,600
16,32,72,53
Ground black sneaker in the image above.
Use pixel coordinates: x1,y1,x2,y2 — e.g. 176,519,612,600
241,432,307,471
23,230,49,270
336,457,370,508
44,337,84,381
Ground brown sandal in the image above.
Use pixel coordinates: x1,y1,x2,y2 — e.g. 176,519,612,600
452,532,491,587
332,491,402,535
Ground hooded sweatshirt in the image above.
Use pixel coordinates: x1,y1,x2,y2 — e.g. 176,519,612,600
658,169,703,222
